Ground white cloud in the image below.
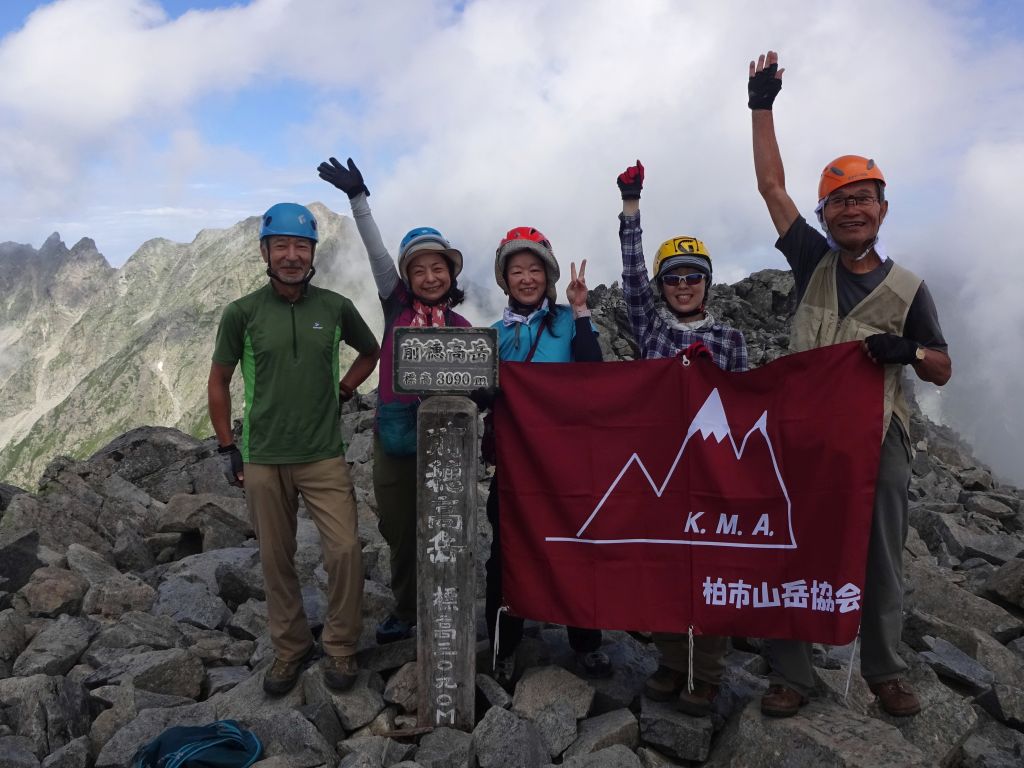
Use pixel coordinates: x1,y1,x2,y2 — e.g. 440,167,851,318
1,0,1023,480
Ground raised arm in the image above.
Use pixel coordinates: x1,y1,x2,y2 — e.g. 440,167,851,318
616,160,657,346
318,156,400,299
749,51,800,236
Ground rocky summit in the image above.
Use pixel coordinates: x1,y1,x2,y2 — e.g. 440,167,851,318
0,276,1023,767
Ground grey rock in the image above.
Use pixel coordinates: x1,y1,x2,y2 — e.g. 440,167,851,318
415,726,472,768
0,608,29,672
95,701,216,768
0,530,43,593
707,699,927,767
960,468,996,492
159,493,252,551
357,637,416,673
215,555,265,608
913,507,1024,565
40,736,90,768
297,702,344,755
921,635,996,693
152,576,231,630
303,666,385,731
88,611,185,651
13,615,97,677
204,665,250,696
179,625,253,666
475,673,512,711
563,708,638,760
963,493,1017,523
471,706,548,768
976,684,1024,731
635,746,681,767
161,547,257,593
245,710,335,766
985,558,1024,609
338,735,413,766
905,559,1021,642
383,661,418,713
0,736,40,768
529,698,579,757
959,733,1024,768
112,520,155,573
638,697,713,763
65,543,120,585
84,648,205,699
0,483,27,512
559,744,642,768
0,674,89,760
345,432,374,464
227,598,268,640
871,656,979,767
209,663,304,721
16,567,87,617
512,666,594,721
81,573,156,617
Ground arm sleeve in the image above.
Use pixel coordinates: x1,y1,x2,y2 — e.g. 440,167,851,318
571,317,603,362
903,281,948,352
775,216,831,304
729,330,749,373
619,211,657,348
211,303,244,366
350,192,401,299
339,297,380,355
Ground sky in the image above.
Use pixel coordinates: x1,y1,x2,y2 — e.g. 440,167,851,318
1,0,1023,482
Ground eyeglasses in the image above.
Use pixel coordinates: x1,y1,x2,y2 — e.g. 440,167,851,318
826,194,878,210
661,272,706,286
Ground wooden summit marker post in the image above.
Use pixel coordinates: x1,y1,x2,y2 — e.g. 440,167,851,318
394,327,497,732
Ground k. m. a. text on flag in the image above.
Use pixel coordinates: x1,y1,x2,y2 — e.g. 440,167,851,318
494,341,883,644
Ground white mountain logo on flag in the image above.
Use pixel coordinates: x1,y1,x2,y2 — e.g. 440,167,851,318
546,388,796,550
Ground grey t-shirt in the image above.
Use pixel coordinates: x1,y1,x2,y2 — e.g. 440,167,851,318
777,217,948,351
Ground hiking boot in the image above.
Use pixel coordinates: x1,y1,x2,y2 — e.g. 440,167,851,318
677,680,720,717
870,678,921,717
493,653,516,689
577,650,613,679
263,644,316,696
760,684,808,718
323,653,358,692
375,614,415,645
643,665,687,702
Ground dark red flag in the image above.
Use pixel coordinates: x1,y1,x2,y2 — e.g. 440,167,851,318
494,341,883,644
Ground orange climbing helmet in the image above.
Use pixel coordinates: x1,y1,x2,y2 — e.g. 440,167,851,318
818,155,886,201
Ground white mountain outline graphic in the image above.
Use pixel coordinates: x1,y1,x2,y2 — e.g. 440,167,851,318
545,388,797,549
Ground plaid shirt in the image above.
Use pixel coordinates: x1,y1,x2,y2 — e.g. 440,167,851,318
619,212,748,372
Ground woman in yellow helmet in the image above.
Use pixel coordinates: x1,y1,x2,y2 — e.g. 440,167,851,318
616,159,748,717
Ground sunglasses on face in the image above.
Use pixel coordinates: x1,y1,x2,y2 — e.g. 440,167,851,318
661,272,706,287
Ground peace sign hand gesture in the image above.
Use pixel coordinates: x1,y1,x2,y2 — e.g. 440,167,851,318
567,259,589,316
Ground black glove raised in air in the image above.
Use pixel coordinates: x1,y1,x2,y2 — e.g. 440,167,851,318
317,156,370,199
748,63,783,110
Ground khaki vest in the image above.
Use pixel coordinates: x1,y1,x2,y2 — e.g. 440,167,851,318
790,252,921,440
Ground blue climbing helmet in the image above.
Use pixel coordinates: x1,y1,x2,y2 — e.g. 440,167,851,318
259,203,319,243
397,226,463,284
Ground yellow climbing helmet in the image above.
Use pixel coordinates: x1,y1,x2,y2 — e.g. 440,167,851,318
652,236,712,281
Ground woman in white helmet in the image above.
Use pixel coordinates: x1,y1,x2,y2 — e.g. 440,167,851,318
318,156,472,646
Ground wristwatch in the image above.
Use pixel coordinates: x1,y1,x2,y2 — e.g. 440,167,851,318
914,345,926,362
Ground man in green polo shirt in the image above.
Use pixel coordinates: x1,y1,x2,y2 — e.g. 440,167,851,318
208,202,380,695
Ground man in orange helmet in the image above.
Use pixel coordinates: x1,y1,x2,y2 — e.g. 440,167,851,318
748,51,952,718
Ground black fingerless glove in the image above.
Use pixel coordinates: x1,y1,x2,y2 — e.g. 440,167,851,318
748,63,782,110
865,333,919,365
218,443,244,486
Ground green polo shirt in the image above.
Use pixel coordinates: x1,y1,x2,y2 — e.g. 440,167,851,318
212,283,378,464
